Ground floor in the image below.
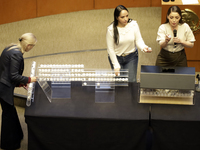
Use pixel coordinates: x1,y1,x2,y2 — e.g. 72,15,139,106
0,106,28,150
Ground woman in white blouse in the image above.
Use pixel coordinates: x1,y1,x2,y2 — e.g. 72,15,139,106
156,5,195,67
106,5,152,82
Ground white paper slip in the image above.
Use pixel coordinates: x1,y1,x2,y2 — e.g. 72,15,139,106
182,0,199,4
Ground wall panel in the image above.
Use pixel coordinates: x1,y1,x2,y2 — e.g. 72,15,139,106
95,0,151,9
188,61,200,72
0,0,162,25
0,0,37,24
37,0,94,17
151,0,161,7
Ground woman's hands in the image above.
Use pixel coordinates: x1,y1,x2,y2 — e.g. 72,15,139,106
30,76,37,82
143,46,152,53
160,34,171,48
23,76,37,90
23,85,29,90
166,34,171,44
173,37,194,48
114,68,120,76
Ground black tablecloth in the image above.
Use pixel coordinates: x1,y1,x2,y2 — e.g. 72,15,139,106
151,91,200,150
25,82,150,150
26,82,200,150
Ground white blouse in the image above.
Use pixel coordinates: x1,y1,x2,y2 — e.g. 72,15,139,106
106,20,147,69
156,23,195,52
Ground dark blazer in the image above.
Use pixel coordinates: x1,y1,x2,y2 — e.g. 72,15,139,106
0,45,29,105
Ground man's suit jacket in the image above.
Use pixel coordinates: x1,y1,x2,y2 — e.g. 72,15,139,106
0,46,29,105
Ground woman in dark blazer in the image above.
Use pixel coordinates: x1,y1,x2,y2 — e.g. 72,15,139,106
0,33,37,150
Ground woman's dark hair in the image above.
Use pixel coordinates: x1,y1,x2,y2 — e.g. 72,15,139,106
113,5,130,45
165,6,183,24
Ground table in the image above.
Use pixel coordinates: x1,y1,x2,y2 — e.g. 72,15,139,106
25,82,200,150
25,82,150,150
151,91,200,150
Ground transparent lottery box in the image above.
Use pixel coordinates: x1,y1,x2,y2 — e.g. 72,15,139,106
27,62,128,106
